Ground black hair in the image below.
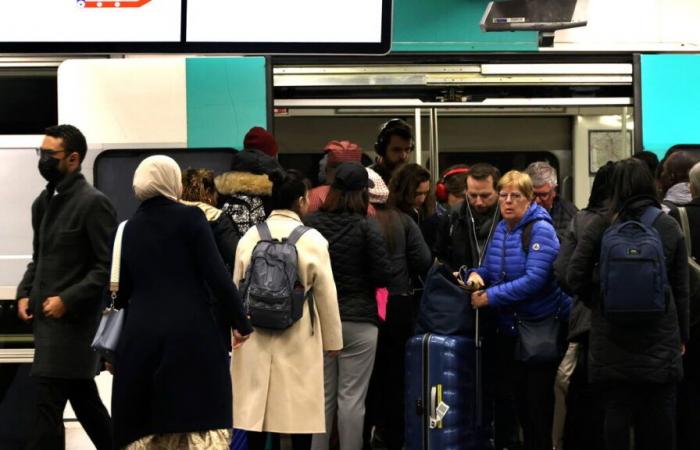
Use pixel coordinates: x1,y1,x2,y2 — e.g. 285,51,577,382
610,158,658,218
269,169,308,214
587,161,615,210
375,119,413,156
45,124,87,163
632,151,659,176
467,163,501,190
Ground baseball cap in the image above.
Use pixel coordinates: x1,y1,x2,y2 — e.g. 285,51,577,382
332,162,374,191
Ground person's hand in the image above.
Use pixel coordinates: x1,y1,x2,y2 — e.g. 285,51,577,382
42,296,66,319
471,290,489,309
467,272,485,291
17,298,33,322
326,350,341,358
682,343,687,356
232,330,250,349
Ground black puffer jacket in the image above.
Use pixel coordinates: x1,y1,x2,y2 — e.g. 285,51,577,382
550,197,579,242
566,198,689,384
554,207,606,342
305,212,392,324
374,209,432,295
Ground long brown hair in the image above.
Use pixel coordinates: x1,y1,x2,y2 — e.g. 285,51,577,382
373,205,400,253
388,163,435,218
320,187,369,216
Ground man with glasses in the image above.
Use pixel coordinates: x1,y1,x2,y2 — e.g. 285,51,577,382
16,125,116,449
371,119,414,185
525,161,578,242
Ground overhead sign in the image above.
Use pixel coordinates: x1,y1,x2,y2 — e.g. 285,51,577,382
0,0,392,54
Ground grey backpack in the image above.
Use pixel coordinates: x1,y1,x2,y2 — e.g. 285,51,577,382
240,223,313,330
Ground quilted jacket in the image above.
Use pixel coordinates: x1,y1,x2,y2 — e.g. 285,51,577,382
474,202,571,335
305,212,392,324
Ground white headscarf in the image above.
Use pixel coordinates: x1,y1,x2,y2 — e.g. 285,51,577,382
133,155,182,202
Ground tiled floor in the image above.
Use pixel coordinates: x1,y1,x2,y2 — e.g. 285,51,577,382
65,421,97,449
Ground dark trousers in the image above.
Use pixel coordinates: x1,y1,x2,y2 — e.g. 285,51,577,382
598,382,676,450
514,362,557,450
366,295,416,450
562,345,605,450
247,432,311,450
363,294,415,450
678,329,700,450
27,377,112,450
494,334,523,450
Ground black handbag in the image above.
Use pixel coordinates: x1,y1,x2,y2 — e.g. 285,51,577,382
514,309,563,365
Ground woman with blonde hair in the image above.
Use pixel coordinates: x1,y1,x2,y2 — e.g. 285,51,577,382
465,170,571,450
111,155,253,449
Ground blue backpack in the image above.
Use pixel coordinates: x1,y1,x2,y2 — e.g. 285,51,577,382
600,207,667,321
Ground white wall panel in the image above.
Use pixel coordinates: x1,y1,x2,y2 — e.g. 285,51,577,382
58,58,187,148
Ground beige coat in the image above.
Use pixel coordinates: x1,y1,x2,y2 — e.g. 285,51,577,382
231,210,343,434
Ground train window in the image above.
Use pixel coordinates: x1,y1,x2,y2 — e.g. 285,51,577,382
0,70,57,134
439,151,561,180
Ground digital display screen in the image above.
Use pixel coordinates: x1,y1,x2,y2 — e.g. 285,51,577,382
0,0,181,42
0,0,391,54
186,0,383,43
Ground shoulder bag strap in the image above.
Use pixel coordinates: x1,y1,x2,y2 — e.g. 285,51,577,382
109,221,128,306
679,207,693,257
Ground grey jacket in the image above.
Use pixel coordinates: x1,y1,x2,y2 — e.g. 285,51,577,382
17,172,117,379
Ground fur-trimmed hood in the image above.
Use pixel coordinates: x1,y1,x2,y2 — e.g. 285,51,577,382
215,171,273,197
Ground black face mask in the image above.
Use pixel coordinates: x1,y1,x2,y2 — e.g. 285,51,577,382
38,154,65,183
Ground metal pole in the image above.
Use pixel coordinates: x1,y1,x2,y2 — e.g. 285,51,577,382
414,108,422,165
622,106,630,156
429,108,440,181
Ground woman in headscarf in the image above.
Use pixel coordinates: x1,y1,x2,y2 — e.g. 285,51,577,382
111,155,253,450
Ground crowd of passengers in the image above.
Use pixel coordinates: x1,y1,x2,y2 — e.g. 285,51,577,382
14,122,700,450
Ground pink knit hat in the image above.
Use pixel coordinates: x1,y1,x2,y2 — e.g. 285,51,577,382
367,168,389,205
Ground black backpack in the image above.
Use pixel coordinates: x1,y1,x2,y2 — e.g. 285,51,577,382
240,223,313,330
599,208,667,321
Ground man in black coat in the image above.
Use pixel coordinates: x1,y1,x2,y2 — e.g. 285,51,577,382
16,125,116,450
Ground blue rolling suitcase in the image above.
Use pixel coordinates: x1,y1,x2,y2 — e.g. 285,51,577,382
405,333,479,450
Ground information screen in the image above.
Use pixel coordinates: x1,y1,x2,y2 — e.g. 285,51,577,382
0,0,391,54
0,1,181,43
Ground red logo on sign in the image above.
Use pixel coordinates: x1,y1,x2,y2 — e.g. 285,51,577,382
77,0,152,8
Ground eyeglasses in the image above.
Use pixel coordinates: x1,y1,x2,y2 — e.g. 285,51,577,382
533,190,553,199
35,148,67,157
498,192,524,201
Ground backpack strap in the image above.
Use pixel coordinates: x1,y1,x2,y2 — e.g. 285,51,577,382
256,222,273,241
521,221,535,254
287,225,311,245
639,207,663,227
679,207,693,257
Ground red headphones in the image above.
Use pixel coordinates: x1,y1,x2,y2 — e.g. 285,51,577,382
435,167,470,202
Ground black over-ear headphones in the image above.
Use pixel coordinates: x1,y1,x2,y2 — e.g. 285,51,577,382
374,118,412,156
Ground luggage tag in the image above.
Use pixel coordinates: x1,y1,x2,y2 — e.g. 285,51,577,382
429,386,437,428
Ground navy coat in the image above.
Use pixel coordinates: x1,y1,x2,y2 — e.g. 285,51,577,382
111,196,252,448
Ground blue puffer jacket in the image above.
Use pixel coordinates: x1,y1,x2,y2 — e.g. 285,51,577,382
474,202,571,335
